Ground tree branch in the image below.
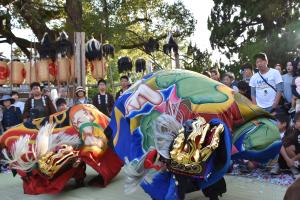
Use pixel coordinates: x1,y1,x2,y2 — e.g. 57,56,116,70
120,30,183,49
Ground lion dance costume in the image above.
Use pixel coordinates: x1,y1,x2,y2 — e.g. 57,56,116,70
0,104,123,194
108,69,281,200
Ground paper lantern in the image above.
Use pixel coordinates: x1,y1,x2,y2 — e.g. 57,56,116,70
24,61,37,84
0,61,9,85
7,61,25,84
91,58,107,79
36,59,56,82
69,56,75,81
56,57,70,82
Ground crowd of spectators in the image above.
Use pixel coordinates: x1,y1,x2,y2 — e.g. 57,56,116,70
204,51,300,181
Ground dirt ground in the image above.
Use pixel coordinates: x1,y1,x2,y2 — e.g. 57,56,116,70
0,168,287,200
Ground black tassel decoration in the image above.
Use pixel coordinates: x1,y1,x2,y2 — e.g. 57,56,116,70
118,57,132,73
102,44,115,58
144,37,159,54
85,37,102,61
37,32,55,59
163,33,178,55
135,58,146,73
55,31,73,57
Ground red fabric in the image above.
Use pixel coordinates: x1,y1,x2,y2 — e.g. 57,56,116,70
80,147,123,187
48,62,57,76
143,150,161,171
19,163,86,195
0,66,9,79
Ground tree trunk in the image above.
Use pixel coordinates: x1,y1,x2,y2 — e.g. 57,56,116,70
65,0,83,42
102,0,110,41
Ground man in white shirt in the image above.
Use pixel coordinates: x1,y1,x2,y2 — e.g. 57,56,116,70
11,91,25,113
249,53,283,112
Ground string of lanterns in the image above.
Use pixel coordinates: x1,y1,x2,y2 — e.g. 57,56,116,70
0,33,178,85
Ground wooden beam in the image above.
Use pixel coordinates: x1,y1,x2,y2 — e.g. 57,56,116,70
74,32,86,88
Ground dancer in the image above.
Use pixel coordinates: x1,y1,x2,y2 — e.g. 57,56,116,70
0,104,123,194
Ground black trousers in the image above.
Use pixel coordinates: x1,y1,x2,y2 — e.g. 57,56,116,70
176,175,227,200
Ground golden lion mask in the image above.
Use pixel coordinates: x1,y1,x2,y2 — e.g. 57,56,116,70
169,117,224,175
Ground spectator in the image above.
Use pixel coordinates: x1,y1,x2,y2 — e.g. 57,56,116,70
92,79,114,117
0,106,3,134
237,81,251,100
42,87,51,98
270,113,290,175
249,52,283,112
210,69,221,82
282,61,294,104
58,87,74,108
241,63,253,83
275,64,283,74
23,82,56,121
275,112,300,179
0,95,22,131
116,75,130,100
11,91,25,113
74,86,91,105
290,61,300,113
222,72,239,92
203,71,211,78
55,98,68,112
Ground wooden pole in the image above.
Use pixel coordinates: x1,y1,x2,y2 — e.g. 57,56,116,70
74,32,86,88
108,62,115,96
174,52,180,69
29,39,32,84
10,39,13,91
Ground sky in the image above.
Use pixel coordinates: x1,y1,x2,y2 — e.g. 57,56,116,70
179,0,214,51
0,0,224,62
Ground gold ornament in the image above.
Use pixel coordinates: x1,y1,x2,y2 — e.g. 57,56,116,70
38,145,79,178
169,117,224,175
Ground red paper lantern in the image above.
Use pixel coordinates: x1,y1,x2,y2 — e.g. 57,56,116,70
0,61,9,85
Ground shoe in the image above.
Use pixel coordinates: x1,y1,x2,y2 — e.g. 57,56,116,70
288,107,296,114
294,174,300,180
270,163,280,175
290,166,300,178
209,196,219,200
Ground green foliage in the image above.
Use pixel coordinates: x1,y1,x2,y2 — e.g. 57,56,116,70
209,0,300,67
184,42,213,73
0,0,214,82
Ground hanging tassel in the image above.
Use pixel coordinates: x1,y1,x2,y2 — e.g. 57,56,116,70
37,32,55,59
55,31,73,58
163,33,178,55
102,44,115,58
144,37,159,53
135,58,146,73
85,37,103,61
118,56,133,73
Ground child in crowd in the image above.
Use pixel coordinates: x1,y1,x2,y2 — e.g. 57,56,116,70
270,113,290,174
11,91,25,114
222,72,239,92
271,112,300,179
55,98,68,112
